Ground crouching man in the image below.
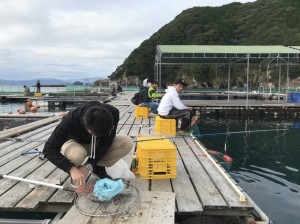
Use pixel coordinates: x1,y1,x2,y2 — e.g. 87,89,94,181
43,101,133,187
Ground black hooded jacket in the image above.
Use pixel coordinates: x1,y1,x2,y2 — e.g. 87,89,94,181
43,101,119,173
139,86,151,103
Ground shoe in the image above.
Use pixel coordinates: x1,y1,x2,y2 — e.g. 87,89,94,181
149,112,158,118
191,118,197,126
93,165,112,179
177,130,194,136
70,180,77,189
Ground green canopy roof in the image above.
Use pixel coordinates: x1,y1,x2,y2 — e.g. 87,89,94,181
155,45,300,65
154,45,300,107
157,45,300,54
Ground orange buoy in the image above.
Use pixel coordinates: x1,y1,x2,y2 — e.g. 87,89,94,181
18,109,25,114
26,100,33,106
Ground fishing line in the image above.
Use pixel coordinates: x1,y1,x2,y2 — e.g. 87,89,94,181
232,130,288,164
131,129,288,142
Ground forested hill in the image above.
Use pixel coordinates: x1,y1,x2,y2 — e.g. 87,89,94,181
109,0,300,87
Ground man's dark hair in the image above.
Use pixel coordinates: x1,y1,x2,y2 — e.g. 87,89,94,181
83,106,113,137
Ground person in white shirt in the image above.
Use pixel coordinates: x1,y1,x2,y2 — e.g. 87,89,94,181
157,79,194,133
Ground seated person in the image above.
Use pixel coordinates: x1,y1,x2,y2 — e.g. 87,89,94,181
157,79,195,134
139,78,159,114
23,85,31,96
148,80,163,102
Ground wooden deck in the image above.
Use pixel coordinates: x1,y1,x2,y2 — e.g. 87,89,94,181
0,93,268,224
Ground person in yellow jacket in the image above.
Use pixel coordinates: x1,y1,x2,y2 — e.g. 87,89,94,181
148,80,163,100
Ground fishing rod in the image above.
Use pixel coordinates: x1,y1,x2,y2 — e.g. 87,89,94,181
194,128,289,137
1,128,288,143
132,128,289,142
0,137,47,143
0,174,74,192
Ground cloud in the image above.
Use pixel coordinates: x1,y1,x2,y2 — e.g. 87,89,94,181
0,0,256,80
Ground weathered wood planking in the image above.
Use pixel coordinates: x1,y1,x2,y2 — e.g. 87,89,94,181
58,191,175,224
117,106,134,135
0,127,55,156
0,102,256,219
171,148,203,213
16,168,69,210
0,126,57,168
0,115,62,139
185,138,252,209
0,114,53,118
173,138,228,209
0,121,59,150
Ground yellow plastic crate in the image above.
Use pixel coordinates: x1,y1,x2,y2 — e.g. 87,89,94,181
154,116,176,136
137,136,176,179
134,106,150,118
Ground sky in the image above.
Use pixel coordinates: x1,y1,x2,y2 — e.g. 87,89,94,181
0,0,256,81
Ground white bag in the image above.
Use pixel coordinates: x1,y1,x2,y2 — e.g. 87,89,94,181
106,158,136,180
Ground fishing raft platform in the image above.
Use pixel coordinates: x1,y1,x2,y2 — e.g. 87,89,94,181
0,93,270,224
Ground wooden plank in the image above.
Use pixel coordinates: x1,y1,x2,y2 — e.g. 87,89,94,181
186,138,251,208
0,121,59,150
48,169,96,204
0,115,62,139
171,149,203,213
16,168,69,210
139,118,151,136
127,110,141,138
148,116,156,136
0,127,55,167
117,106,134,135
150,179,173,193
0,160,56,208
173,138,227,209
58,191,175,224
0,114,53,118
47,176,74,204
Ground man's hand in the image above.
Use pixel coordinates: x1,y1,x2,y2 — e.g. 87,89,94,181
69,165,90,187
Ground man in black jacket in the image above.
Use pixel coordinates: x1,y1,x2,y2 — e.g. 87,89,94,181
43,101,133,187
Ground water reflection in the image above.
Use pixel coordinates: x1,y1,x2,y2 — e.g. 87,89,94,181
197,116,300,224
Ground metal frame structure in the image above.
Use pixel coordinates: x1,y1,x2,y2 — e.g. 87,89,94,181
155,45,300,108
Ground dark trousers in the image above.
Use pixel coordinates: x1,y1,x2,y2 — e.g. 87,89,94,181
160,108,195,131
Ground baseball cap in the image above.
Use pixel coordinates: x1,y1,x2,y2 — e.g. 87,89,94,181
174,79,188,86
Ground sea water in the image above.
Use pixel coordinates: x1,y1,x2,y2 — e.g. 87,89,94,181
0,103,67,131
0,85,66,94
197,116,300,224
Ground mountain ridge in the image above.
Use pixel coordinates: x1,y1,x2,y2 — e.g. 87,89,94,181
0,78,82,86
109,0,300,88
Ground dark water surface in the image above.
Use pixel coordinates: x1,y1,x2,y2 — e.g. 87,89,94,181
197,117,300,224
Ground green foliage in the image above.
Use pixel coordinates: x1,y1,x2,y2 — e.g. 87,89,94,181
110,0,300,86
